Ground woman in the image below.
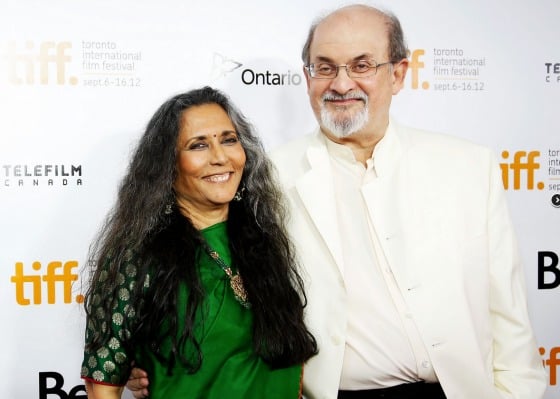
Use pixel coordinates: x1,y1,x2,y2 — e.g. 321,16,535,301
81,86,317,399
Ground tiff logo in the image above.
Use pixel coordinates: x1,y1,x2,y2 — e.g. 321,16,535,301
540,347,560,386
500,150,544,190
10,260,83,305
2,41,77,85
408,49,429,90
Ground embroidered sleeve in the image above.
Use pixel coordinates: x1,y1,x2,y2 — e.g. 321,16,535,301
80,254,148,385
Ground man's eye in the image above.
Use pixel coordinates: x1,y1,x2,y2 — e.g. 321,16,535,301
316,64,335,73
352,62,372,72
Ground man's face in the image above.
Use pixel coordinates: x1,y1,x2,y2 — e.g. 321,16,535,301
305,9,407,141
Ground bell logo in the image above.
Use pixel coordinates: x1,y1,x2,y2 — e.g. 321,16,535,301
538,251,559,290
39,372,86,399
3,41,77,85
499,150,544,190
10,260,84,305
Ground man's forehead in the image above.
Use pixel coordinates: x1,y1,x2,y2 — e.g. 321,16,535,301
316,7,386,31
310,19,389,60
314,10,387,42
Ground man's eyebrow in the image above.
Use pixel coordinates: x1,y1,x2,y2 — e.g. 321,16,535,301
312,53,375,63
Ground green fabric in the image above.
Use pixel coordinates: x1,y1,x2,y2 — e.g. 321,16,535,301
81,221,302,399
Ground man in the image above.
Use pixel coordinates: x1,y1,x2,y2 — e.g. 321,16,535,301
127,4,546,398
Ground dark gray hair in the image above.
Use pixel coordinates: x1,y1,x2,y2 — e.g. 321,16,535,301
84,86,318,370
92,86,283,250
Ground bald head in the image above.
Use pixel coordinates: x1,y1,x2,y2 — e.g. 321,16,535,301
301,4,408,66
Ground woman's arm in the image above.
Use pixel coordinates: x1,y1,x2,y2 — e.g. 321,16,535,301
85,380,124,399
82,257,143,393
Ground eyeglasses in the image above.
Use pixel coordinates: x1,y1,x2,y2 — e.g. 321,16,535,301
305,59,393,79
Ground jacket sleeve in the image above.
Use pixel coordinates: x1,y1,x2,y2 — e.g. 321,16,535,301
485,152,547,398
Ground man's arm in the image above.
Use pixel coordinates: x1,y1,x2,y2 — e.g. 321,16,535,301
486,153,547,398
125,368,150,399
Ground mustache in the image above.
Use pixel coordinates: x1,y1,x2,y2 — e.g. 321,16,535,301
321,90,368,102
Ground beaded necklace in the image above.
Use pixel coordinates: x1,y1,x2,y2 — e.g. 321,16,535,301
199,238,251,308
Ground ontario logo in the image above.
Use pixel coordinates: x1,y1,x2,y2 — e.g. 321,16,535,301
210,52,303,86
211,52,243,80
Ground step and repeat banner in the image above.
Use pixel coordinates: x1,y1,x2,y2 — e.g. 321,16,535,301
1,0,558,397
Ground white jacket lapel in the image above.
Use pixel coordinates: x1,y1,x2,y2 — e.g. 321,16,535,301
295,134,345,273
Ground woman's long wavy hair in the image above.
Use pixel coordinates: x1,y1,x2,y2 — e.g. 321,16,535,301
83,86,317,372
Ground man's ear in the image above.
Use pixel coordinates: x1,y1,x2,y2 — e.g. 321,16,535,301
303,65,312,90
391,58,408,94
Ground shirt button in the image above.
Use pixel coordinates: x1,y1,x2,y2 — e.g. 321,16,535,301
421,360,430,368
331,335,342,345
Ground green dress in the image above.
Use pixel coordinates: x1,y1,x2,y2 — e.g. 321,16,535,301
81,222,303,398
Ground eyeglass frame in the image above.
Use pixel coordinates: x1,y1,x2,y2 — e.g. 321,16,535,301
304,59,394,79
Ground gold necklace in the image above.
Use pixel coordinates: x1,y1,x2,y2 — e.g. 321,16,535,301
200,239,251,308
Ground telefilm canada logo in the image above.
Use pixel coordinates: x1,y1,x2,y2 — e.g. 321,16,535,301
545,62,560,83
1,163,83,188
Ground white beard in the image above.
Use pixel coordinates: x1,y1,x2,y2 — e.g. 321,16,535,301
319,91,369,138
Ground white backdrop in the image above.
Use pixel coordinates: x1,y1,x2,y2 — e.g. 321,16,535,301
1,1,559,398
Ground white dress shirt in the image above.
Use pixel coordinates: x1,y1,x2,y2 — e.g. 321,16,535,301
325,136,438,389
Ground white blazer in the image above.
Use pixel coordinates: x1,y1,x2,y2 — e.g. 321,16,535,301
270,120,546,399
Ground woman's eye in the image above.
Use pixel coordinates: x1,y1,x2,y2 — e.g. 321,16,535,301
189,142,207,150
223,136,239,145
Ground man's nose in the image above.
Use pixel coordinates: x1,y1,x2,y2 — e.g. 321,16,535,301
328,66,357,94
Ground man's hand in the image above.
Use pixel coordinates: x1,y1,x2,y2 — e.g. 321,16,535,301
126,367,149,399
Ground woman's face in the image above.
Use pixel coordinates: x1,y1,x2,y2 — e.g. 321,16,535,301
174,103,246,219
